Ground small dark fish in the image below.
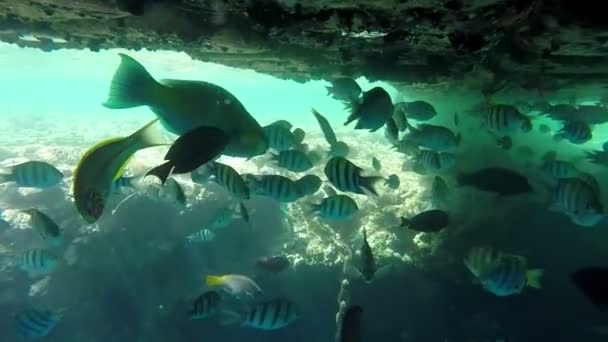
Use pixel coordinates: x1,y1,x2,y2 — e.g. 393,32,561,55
327,77,361,102
358,228,376,283
339,305,363,342
256,255,290,273
189,291,221,319
572,267,608,309
457,167,532,196
400,209,449,232
311,108,338,146
372,157,382,172
384,174,400,190
454,112,459,126
147,126,230,184
345,87,394,132
22,209,62,247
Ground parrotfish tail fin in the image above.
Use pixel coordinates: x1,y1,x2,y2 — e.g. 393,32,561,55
146,162,174,185
325,86,333,97
217,310,243,326
206,275,226,287
399,216,410,228
103,53,161,109
359,176,383,197
344,100,360,124
526,269,544,290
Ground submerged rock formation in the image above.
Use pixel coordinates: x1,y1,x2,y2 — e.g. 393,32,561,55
0,0,607,95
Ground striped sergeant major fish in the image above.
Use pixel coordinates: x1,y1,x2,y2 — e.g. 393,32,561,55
141,178,186,206
263,120,304,152
431,176,449,210
412,150,456,175
242,298,298,330
482,104,532,136
189,291,221,319
554,119,592,144
540,157,579,179
311,195,358,220
22,208,62,247
464,246,543,297
186,229,216,243
208,161,250,200
245,174,303,203
18,248,58,277
324,157,382,196
15,308,62,338
0,161,63,188
551,178,605,227
270,150,313,173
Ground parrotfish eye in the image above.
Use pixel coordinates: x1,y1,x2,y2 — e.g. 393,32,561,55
85,188,104,219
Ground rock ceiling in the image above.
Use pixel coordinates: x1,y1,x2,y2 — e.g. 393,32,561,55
1,0,607,99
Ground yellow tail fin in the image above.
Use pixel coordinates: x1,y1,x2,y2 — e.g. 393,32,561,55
526,269,544,290
206,275,226,287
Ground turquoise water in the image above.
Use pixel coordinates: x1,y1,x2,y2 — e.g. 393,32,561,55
4,40,608,342
0,42,399,130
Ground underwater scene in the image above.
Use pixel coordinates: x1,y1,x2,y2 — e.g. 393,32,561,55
3,2,608,341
